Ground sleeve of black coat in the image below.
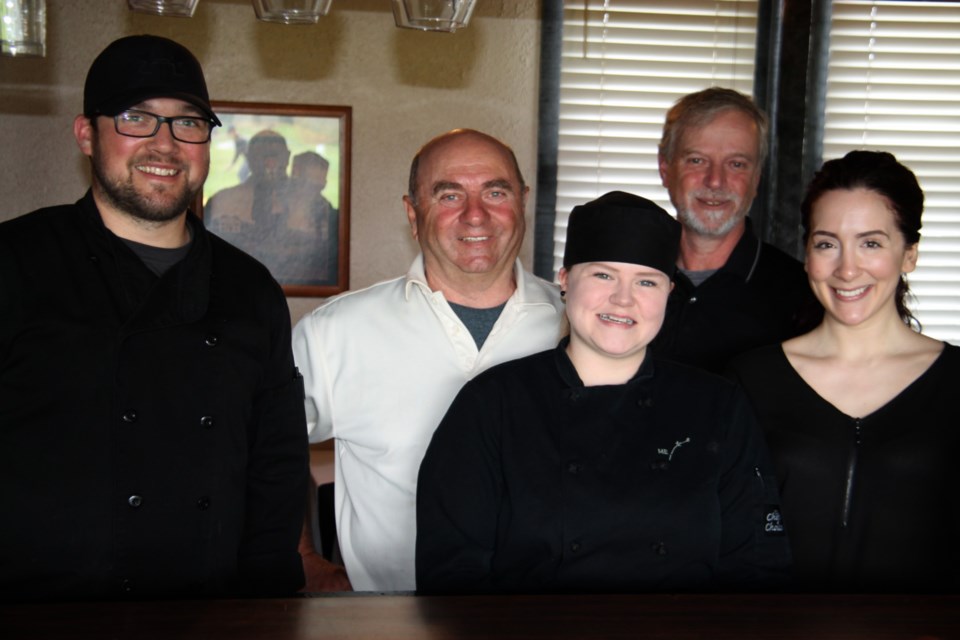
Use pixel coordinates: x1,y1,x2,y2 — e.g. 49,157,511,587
416,378,504,594
238,282,309,596
716,385,793,588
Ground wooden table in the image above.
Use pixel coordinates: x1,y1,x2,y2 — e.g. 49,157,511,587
3,593,958,639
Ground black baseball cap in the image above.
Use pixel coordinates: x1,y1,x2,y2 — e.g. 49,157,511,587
563,191,681,277
83,35,221,126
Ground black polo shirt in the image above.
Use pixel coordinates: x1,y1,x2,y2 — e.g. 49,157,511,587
651,219,820,373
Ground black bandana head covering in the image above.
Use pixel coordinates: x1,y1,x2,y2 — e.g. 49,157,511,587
563,191,681,277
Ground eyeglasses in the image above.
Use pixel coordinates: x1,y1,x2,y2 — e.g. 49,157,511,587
112,109,216,144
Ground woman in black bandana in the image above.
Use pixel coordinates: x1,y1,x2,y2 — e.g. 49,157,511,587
416,191,791,594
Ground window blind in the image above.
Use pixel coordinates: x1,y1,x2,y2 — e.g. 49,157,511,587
554,0,759,278
823,0,960,342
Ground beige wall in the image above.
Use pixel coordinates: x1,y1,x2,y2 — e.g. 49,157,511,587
0,0,543,323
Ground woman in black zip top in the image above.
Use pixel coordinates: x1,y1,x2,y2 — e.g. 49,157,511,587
727,151,960,592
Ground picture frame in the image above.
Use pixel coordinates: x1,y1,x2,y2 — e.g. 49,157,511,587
198,101,351,297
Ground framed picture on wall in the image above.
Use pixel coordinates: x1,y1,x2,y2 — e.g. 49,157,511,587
197,101,351,297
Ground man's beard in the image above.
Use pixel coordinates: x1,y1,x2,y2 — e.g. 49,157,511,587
675,189,747,238
92,153,198,224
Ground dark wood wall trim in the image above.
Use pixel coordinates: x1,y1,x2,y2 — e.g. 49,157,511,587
752,0,832,259
533,0,564,280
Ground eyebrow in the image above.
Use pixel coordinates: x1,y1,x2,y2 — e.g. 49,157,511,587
432,181,463,195
811,229,891,239
134,101,205,118
483,179,514,191
584,263,667,277
431,179,515,196
679,148,755,161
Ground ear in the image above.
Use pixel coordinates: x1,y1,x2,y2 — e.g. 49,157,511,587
657,154,669,187
901,243,919,274
402,195,419,240
558,267,568,291
74,115,95,158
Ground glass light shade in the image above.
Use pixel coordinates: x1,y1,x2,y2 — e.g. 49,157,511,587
391,0,477,33
127,0,199,18
1,0,46,57
252,0,332,25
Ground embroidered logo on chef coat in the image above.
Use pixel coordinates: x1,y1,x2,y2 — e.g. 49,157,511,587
651,437,691,471
657,437,690,461
764,506,785,536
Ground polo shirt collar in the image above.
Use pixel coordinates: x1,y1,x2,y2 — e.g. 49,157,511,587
715,217,763,283
403,254,546,305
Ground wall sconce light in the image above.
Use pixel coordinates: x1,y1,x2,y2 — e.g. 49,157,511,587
252,0,332,24
127,0,199,18
391,0,477,32
1,0,46,57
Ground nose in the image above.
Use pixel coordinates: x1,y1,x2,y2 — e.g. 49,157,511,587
835,248,860,281
460,194,490,226
609,279,634,307
147,121,178,151
704,163,724,190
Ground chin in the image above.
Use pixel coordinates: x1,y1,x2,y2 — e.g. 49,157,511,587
457,258,500,273
597,344,646,359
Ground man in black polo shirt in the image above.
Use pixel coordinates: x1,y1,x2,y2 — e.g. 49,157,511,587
651,88,818,373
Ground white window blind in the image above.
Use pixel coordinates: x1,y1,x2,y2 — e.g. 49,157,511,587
554,0,758,277
823,0,960,343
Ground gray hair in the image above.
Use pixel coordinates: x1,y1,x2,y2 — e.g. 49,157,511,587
658,87,769,169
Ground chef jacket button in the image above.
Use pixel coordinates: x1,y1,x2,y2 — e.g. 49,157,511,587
200,415,215,429
128,495,143,508
197,496,211,510
689,296,697,303
570,541,581,553
204,334,219,347
651,541,668,556
120,579,133,593
121,410,138,424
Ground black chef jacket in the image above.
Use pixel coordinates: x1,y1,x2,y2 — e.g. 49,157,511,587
0,192,308,601
416,341,791,594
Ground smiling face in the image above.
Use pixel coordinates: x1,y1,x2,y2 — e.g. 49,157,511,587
403,132,527,289
659,108,762,238
76,97,210,224
560,261,672,369
805,188,918,328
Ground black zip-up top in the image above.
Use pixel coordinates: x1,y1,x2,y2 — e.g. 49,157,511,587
728,343,960,592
